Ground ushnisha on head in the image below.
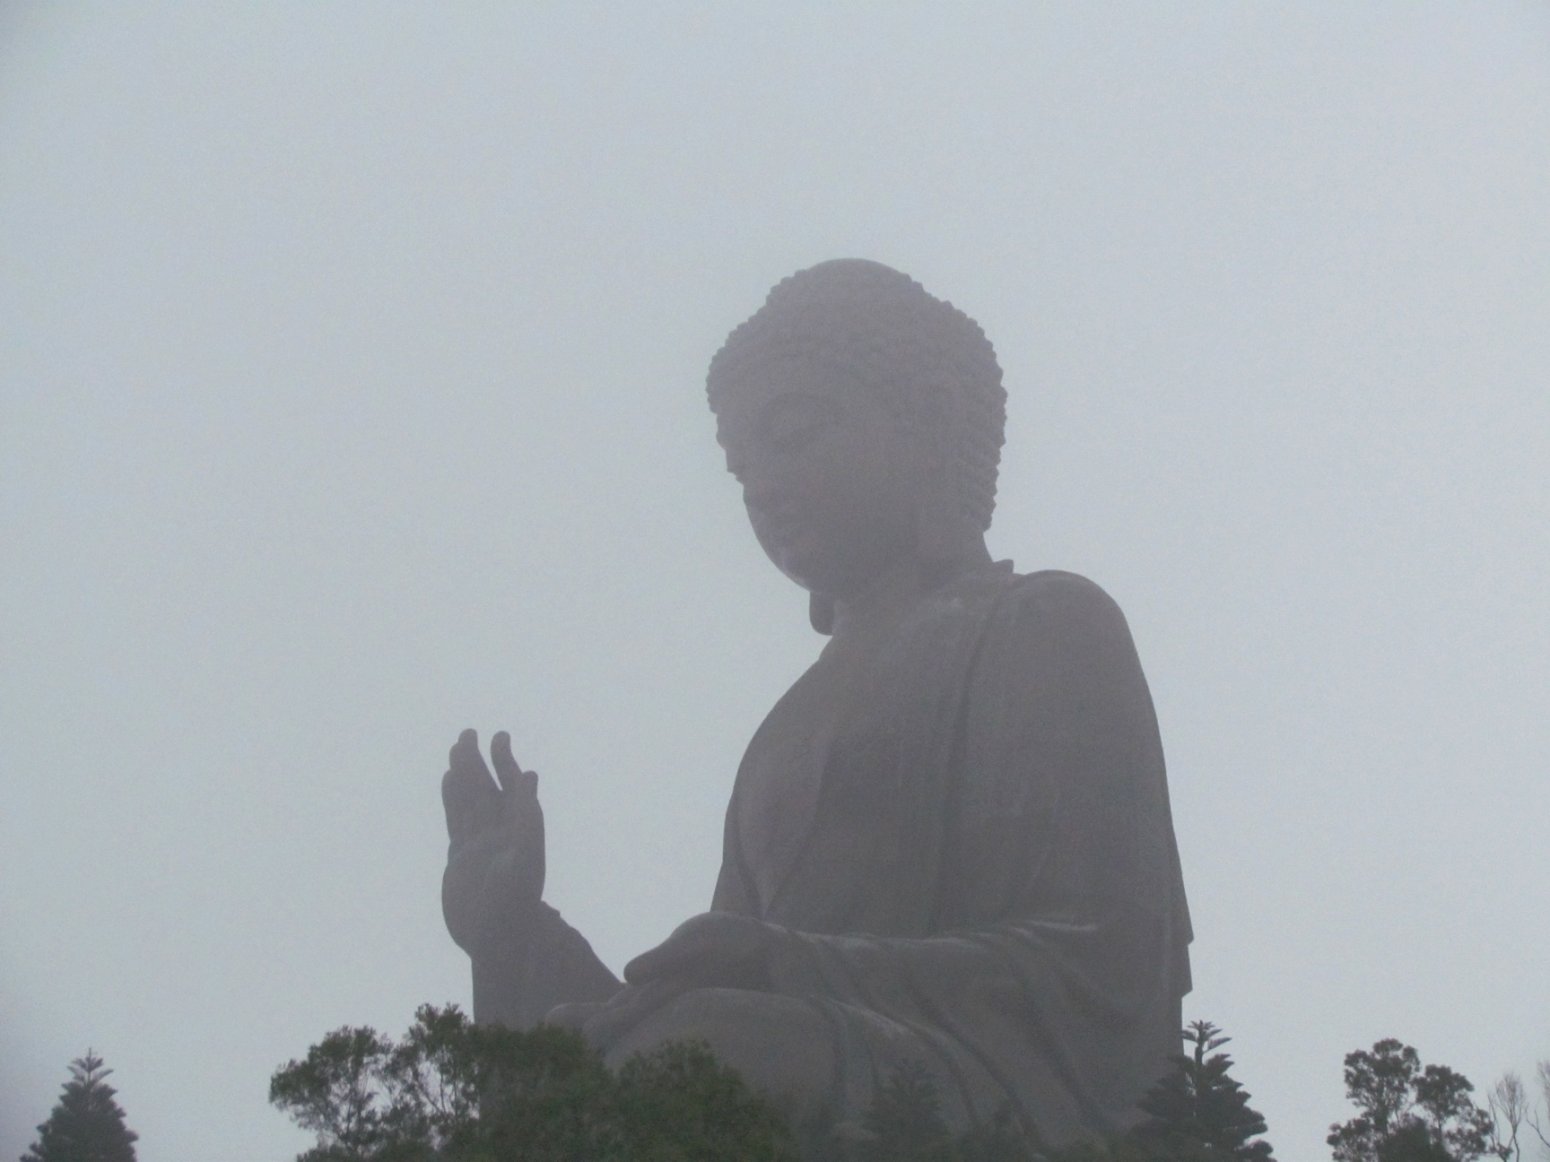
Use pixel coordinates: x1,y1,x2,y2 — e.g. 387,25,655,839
708,260,1009,629
708,258,1006,532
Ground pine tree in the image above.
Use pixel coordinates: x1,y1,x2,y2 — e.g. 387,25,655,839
21,1051,139,1162
1135,1021,1275,1161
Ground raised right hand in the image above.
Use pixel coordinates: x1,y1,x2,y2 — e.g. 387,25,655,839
440,728,545,960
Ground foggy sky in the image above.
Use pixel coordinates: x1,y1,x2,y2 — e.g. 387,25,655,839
2,5,1547,1160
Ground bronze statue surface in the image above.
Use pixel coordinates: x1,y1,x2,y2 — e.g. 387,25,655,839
439,259,1192,1149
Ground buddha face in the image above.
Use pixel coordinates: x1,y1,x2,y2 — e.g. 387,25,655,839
714,357,925,598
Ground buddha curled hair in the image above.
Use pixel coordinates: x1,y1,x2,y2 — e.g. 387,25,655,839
707,259,1007,531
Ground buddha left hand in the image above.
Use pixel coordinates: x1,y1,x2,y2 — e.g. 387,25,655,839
550,913,836,1121
562,912,794,1049
626,912,788,989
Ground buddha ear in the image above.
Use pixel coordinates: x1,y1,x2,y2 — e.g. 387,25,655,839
809,592,836,635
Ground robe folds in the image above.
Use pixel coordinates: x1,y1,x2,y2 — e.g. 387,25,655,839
710,564,1192,1146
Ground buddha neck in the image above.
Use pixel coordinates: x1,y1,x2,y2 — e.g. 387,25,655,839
826,538,992,641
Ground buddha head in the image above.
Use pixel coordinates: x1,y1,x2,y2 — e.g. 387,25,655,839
708,259,1007,629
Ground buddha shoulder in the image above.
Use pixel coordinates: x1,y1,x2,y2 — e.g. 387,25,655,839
988,569,1139,662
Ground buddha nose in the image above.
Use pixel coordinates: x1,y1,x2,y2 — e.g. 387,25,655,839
733,453,802,516
741,476,794,517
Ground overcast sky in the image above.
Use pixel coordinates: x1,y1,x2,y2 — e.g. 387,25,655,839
2,5,1547,1160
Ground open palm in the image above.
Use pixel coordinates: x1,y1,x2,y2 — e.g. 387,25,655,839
440,728,545,960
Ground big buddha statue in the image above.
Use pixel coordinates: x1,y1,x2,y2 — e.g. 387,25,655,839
439,259,1192,1150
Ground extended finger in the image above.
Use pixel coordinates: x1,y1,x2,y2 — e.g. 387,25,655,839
490,730,537,797
444,728,498,838
449,728,497,793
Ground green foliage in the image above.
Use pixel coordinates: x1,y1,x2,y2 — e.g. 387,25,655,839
835,1060,1032,1161
1034,1022,1276,1162
611,1040,796,1161
1132,1021,1274,1161
267,1026,396,1158
852,1060,955,1160
21,1050,139,1162
270,1004,797,1161
838,1021,1275,1162
1044,1134,1159,1162
1328,1039,1494,1162
272,1009,1286,1162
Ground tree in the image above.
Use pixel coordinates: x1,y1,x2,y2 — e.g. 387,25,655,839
610,1039,796,1162
1133,1021,1274,1161
1413,1064,1496,1162
21,1051,139,1162
837,1059,1032,1161
1526,1061,1550,1158
840,1021,1277,1162
1485,1074,1527,1162
851,1060,955,1160
267,1025,399,1160
270,1003,797,1160
1328,1039,1493,1162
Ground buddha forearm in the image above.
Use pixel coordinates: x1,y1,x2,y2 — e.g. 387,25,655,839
470,902,620,1029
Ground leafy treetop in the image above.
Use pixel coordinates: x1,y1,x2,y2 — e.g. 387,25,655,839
1328,1039,1494,1162
21,1051,139,1162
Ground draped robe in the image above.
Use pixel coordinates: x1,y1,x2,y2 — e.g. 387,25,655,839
706,564,1192,1145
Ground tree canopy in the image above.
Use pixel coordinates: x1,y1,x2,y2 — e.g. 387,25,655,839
271,1008,1299,1161
21,1051,139,1162
1133,1021,1275,1161
269,1003,797,1161
1327,1039,1494,1162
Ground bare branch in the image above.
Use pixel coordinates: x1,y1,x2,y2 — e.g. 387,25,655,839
1529,1061,1550,1155
1489,1072,1526,1162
